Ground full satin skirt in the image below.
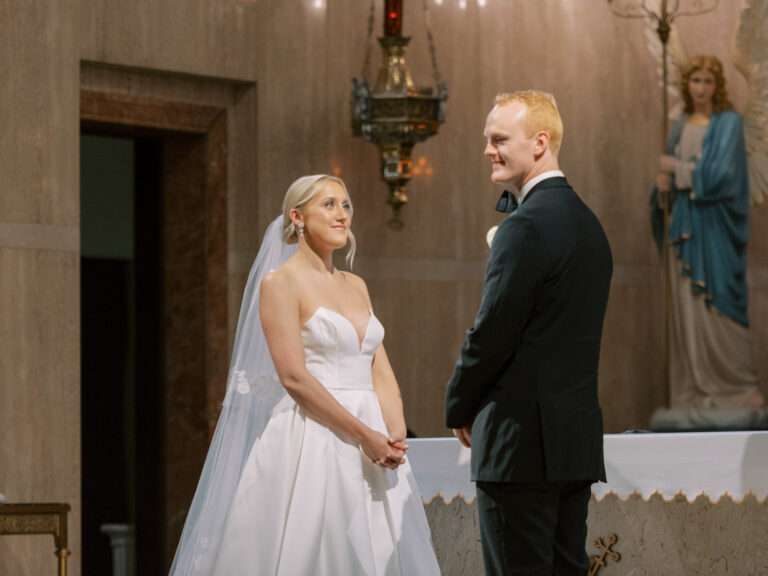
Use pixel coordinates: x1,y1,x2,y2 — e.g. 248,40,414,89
212,390,441,576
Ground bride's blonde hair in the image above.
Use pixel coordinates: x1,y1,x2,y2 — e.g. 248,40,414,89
282,174,357,269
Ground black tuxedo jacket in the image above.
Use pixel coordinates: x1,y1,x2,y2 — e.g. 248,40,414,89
445,177,612,483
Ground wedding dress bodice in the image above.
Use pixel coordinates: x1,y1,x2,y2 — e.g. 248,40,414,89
301,307,385,391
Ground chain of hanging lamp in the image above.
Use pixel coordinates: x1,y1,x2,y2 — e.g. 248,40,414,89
360,0,444,87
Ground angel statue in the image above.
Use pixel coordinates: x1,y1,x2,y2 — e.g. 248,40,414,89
650,1,768,427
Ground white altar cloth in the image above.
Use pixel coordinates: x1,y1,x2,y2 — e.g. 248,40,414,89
409,431,768,503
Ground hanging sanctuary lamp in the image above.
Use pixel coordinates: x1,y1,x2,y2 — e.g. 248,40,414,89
352,0,448,228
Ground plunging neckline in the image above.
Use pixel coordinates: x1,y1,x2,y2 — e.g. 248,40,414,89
304,306,373,352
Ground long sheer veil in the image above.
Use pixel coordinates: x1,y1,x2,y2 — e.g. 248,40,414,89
169,215,296,575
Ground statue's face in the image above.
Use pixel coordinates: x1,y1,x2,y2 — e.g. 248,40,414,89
687,68,717,109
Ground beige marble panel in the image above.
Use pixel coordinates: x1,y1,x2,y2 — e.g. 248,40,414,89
600,268,668,432
226,269,251,353
227,87,261,255
80,63,242,109
361,277,473,437
0,1,81,574
79,0,260,81
749,206,768,397
0,224,78,253
750,208,768,265
0,249,81,576
749,282,768,400
0,1,79,226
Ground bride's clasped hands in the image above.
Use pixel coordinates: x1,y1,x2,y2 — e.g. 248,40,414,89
360,430,408,469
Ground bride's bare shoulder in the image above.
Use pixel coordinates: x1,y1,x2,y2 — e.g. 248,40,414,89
261,260,301,300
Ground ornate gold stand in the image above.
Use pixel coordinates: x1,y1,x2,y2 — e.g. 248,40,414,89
0,503,71,576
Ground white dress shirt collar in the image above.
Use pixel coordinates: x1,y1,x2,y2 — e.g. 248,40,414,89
517,170,565,203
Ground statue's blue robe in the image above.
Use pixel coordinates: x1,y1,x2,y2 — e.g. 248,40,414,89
652,111,751,327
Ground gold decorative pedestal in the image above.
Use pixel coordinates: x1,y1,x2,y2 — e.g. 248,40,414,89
0,503,71,576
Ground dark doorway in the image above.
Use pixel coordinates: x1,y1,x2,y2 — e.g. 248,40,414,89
80,91,228,575
81,131,167,575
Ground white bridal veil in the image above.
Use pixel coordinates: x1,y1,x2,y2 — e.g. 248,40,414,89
169,215,295,575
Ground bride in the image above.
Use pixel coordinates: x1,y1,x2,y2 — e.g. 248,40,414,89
169,175,441,575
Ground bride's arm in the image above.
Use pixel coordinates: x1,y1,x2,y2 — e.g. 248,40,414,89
260,271,404,467
346,273,408,442
371,345,408,442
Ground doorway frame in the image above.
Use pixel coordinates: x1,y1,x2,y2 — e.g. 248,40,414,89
80,87,229,573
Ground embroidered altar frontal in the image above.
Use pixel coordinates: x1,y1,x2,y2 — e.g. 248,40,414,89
409,433,768,576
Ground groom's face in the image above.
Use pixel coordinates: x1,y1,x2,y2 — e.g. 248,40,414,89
483,102,536,190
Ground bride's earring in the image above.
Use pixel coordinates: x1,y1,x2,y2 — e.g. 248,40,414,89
297,222,305,239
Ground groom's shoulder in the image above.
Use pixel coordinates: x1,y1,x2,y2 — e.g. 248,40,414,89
493,213,542,252
523,181,583,221
498,211,534,231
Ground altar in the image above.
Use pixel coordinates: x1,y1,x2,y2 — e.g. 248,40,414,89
409,432,768,576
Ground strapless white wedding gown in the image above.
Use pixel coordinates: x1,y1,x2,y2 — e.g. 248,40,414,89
212,307,441,575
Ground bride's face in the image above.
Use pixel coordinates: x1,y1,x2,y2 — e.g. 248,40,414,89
299,181,353,250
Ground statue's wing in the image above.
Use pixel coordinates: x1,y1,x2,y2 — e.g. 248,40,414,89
734,0,768,205
643,4,689,120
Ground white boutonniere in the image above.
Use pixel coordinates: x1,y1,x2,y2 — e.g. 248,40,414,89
486,225,498,248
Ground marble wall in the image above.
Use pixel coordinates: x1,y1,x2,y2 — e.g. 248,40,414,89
0,1,80,574
1,1,766,574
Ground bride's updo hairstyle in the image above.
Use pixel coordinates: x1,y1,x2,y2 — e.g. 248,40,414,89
282,174,357,269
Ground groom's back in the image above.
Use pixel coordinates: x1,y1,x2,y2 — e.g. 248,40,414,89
501,179,612,482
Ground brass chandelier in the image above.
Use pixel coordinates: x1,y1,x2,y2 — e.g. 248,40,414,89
352,0,448,228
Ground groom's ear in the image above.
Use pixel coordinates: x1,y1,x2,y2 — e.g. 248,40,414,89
533,130,551,159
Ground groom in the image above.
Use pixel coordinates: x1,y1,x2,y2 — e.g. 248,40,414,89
445,91,613,576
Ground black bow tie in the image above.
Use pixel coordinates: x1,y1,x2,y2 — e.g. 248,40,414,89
495,190,518,213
